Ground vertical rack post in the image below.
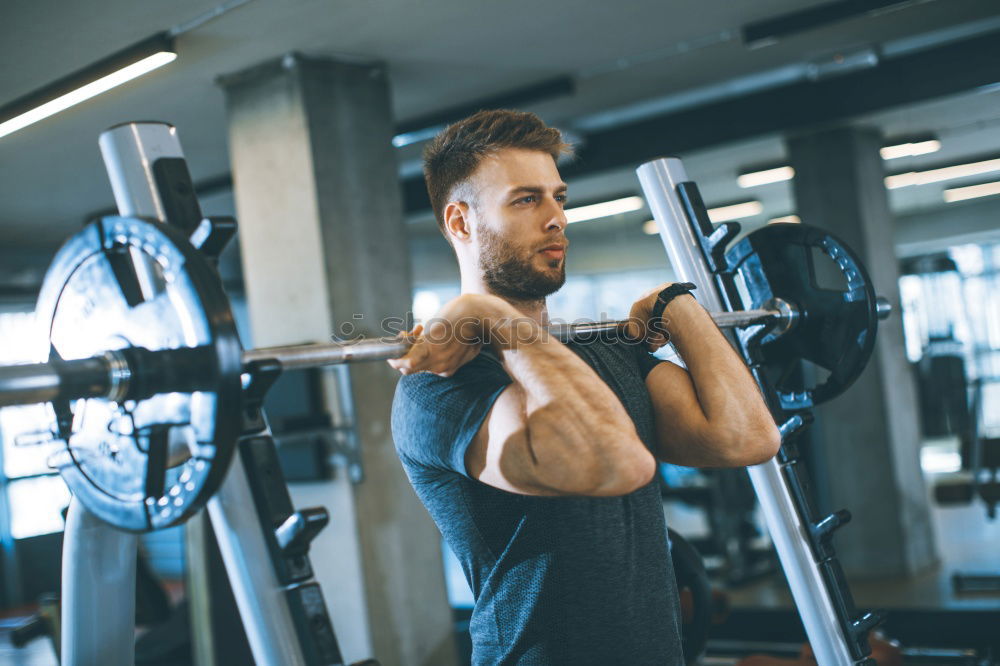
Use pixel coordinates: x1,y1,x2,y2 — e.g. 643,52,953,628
638,157,873,666
61,498,138,665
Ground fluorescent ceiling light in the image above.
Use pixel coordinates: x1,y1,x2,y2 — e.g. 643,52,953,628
885,158,1000,189
880,139,941,160
0,34,176,140
737,140,942,187
392,126,443,148
944,180,1000,203
768,214,801,224
565,196,645,224
707,201,763,222
737,166,795,188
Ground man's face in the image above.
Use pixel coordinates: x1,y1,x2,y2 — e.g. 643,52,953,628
466,148,569,302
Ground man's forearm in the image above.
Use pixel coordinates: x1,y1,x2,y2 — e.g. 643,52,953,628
662,295,776,446
493,321,655,493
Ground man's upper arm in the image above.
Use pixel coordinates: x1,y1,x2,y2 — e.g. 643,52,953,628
391,354,511,478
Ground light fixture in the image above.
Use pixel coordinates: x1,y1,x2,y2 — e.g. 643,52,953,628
642,220,658,235
944,180,1000,203
885,158,1000,189
737,166,795,188
736,139,942,188
0,33,176,140
880,139,941,160
564,195,645,224
768,214,801,224
707,201,763,223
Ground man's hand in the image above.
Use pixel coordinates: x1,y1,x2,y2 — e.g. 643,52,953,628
626,283,682,351
387,293,519,377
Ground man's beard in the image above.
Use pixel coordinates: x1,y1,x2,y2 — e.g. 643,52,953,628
478,225,566,303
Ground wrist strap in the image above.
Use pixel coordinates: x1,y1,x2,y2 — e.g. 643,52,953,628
649,282,697,336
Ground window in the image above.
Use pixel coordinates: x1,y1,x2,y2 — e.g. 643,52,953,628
0,311,69,540
900,240,1000,444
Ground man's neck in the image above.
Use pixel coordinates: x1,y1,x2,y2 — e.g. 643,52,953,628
461,279,548,326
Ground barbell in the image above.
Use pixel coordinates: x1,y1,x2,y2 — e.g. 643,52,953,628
0,300,855,408
0,215,889,531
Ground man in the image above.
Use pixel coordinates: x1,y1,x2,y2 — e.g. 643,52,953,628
389,109,779,665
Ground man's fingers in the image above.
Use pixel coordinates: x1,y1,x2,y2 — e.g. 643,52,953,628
625,320,643,343
388,335,482,377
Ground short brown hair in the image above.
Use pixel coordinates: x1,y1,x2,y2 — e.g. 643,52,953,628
422,109,572,239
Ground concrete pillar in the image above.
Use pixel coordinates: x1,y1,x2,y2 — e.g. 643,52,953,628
786,126,938,578
220,54,457,666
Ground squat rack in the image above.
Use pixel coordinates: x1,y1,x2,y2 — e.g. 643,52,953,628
639,158,879,666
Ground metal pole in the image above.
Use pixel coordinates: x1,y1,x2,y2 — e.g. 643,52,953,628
206,453,307,665
61,498,138,666
99,122,185,224
637,156,857,666
244,337,414,369
0,363,61,406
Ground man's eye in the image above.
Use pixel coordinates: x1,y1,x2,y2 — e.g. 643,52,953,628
516,195,536,204
556,194,568,205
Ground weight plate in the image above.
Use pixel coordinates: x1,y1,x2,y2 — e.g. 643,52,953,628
35,216,243,532
725,223,878,410
669,528,711,665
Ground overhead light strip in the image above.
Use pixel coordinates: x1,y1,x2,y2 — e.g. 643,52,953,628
738,166,795,188
565,195,645,224
0,33,176,140
707,201,763,222
944,180,1000,203
885,158,1000,189
738,139,943,188
880,139,940,160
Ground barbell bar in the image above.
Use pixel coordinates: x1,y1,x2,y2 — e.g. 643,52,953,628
0,296,890,410
244,304,786,370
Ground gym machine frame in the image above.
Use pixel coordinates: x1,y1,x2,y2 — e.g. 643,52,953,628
638,158,880,666
61,123,344,666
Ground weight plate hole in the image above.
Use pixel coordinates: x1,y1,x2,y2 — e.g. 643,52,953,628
810,246,850,292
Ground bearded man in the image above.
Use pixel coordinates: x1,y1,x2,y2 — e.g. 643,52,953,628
389,109,779,665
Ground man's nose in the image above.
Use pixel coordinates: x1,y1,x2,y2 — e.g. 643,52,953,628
544,198,567,231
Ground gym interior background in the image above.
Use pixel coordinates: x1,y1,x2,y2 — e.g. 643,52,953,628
1,0,1000,664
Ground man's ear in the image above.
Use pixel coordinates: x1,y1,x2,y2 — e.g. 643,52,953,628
443,201,472,242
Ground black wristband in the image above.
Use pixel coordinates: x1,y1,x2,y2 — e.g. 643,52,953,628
649,282,697,337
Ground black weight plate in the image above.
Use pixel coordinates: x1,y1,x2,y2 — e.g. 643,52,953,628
35,216,243,532
669,528,712,665
725,223,878,410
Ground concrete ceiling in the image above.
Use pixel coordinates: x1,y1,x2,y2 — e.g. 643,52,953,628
1,0,999,254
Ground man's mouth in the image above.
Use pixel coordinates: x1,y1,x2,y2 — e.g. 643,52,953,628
539,244,566,260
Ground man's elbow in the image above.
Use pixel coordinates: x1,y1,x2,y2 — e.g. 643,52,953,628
582,452,657,496
716,420,781,467
553,443,657,496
